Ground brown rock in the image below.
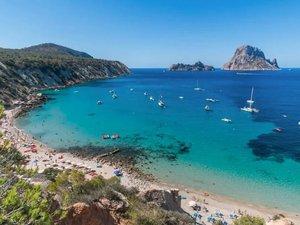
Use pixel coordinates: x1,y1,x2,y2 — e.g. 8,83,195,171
58,202,118,225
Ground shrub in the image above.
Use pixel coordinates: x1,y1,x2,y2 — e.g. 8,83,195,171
233,215,265,225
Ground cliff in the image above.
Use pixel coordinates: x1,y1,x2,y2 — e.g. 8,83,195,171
169,61,214,71
223,45,279,70
0,43,130,106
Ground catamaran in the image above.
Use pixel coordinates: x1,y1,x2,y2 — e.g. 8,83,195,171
194,80,204,91
241,87,259,113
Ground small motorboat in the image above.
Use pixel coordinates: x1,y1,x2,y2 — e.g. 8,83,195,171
282,114,287,118
179,96,184,99
111,134,120,139
158,99,166,108
97,100,103,105
149,96,155,101
73,90,79,93
112,93,118,99
273,127,284,133
144,92,148,96
204,105,212,111
109,89,115,94
221,118,232,123
206,98,218,103
130,88,134,91
298,121,300,126
101,134,110,140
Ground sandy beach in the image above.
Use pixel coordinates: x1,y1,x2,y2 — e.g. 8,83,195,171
1,106,299,225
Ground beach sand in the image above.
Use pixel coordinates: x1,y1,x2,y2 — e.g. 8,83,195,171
1,107,299,225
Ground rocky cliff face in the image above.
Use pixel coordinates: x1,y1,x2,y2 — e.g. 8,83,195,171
170,61,214,71
223,45,279,70
0,43,130,106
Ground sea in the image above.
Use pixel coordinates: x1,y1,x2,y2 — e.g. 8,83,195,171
17,68,300,212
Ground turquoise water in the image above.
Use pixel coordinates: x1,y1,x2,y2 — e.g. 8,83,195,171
17,69,300,212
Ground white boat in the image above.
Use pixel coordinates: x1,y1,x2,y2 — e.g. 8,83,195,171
298,121,300,126
130,88,134,91
109,90,114,94
158,99,166,108
204,105,212,111
241,87,259,113
221,118,232,123
97,100,103,105
206,98,218,103
194,80,204,91
112,93,118,99
149,96,154,101
144,92,148,96
179,96,184,99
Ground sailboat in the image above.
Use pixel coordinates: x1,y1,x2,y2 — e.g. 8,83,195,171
241,87,259,113
194,80,204,91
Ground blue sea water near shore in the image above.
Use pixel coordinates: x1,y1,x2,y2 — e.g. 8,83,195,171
17,68,300,212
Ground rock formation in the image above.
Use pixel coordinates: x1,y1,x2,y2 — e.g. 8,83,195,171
223,45,279,70
170,61,214,71
0,43,130,106
142,189,184,212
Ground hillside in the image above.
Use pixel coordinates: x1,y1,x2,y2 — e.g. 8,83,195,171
223,45,279,71
0,43,130,106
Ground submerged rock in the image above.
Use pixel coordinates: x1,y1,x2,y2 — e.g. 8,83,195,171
223,45,279,71
170,61,215,71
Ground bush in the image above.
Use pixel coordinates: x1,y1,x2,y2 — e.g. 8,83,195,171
0,103,4,119
233,215,265,225
43,167,60,181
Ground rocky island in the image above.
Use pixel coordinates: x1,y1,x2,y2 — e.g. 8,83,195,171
0,43,130,106
223,45,279,71
169,61,214,71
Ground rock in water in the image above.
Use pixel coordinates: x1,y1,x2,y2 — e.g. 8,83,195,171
170,61,215,71
223,45,279,70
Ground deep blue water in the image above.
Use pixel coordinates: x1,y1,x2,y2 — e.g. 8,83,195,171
17,68,300,212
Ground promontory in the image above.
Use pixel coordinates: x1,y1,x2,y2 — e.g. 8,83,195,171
0,43,130,106
223,45,279,70
169,61,215,71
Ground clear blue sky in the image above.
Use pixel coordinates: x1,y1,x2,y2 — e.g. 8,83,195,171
0,0,299,68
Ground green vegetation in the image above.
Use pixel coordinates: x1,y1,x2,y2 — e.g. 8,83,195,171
0,179,62,225
0,103,4,119
233,215,265,225
0,139,62,224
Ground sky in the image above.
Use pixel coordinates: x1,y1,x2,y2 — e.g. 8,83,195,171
0,0,299,68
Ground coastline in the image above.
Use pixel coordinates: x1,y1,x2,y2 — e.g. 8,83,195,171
1,100,299,225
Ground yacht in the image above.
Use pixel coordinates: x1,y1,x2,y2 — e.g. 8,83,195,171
204,105,212,111
194,80,204,91
241,87,259,113
221,118,232,123
158,99,166,108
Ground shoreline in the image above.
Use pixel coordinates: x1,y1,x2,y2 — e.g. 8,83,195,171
1,101,299,224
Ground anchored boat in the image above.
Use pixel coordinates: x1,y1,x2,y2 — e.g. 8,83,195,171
241,87,259,113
